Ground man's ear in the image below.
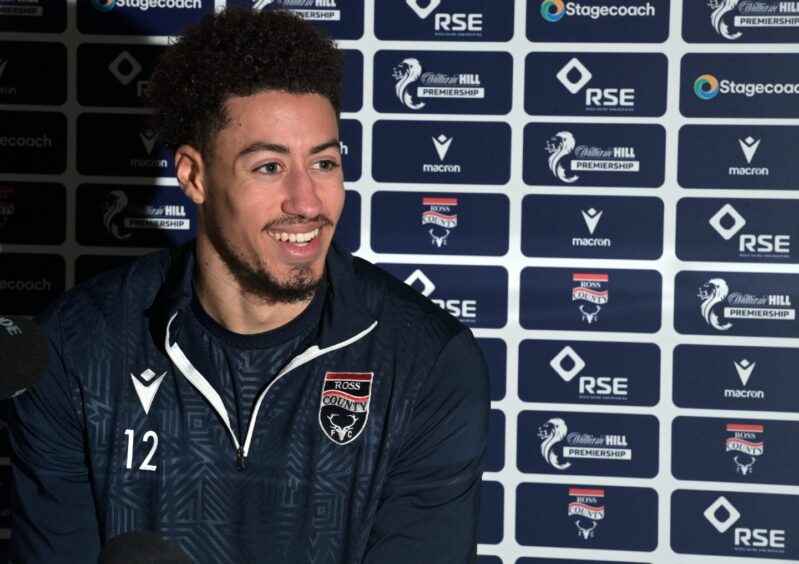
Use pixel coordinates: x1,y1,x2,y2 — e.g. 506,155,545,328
175,145,207,205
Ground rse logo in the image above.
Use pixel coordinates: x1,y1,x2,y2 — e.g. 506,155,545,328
433,298,477,319
434,12,482,31
557,58,634,108
735,528,785,549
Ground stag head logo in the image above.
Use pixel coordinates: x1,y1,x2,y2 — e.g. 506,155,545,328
575,519,597,539
430,228,450,247
734,455,756,476
319,372,373,445
580,304,601,324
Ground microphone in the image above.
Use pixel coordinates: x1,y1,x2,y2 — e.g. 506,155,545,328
0,315,49,400
98,530,191,564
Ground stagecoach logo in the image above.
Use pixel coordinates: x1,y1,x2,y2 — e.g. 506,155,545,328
91,0,203,12
252,0,341,21
421,197,458,247
392,58,484,110
538,417,631,470
318,372,372,445
698,278,795,331
545,131,640,184
567,488,605,540
101,189,190,240
726,423,763,476
572,273,608,324
708,0,799,40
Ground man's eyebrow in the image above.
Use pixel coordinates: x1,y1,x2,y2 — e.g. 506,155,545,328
310,139,341,155
236,139,341,160
237,142,289,160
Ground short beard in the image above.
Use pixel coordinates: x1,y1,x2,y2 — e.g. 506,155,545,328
203,208,324,305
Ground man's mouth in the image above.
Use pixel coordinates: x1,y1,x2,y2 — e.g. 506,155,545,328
267,227,320,247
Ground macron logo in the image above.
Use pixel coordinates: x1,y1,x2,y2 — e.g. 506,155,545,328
738,136,760,164
131,369,166,415
734,359,756,386
432,134,453,161
581,208,603,235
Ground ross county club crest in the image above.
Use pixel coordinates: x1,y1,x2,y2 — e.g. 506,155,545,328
319,372,373,445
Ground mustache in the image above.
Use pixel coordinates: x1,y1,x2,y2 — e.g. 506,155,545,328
263,215,334,230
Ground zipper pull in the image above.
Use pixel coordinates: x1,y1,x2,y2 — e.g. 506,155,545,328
236,447,245,471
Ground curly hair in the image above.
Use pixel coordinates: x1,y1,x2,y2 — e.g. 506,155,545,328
149,8,343,156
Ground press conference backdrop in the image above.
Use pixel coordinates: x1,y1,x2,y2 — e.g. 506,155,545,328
0,1,798,562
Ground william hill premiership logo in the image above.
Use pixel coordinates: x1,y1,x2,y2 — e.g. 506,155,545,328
708,0,799,40
695,72,799,100
545,130,639,184
102,189,189,240
541,0,656,22
392,57,483,110
91,0,202,11
421,197,457,248
573,273,608,324
319,372,372,445
698,277,795,331
538,417,631,470
251,0,341,21
726,423,764,476
568,488,605,540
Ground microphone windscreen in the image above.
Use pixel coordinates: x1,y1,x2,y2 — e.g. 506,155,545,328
98,530,191,564
0,315,49,400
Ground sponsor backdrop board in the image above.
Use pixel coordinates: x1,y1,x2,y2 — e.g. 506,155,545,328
1,1,798,563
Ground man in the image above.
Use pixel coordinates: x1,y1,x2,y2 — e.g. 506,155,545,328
9,8,489,563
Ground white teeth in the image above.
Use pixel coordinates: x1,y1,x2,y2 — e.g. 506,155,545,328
269,228,320,244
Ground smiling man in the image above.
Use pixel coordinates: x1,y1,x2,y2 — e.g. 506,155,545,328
9,8,490,564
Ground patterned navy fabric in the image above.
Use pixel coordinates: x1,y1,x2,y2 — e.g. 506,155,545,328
9,241,489,563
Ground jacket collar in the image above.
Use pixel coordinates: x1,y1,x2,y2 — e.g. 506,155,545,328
147,239,375,351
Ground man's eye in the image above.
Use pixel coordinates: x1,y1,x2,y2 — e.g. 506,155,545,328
256,162,280,175
317,159,340,171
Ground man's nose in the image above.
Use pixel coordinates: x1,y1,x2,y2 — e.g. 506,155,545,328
282,166,323,219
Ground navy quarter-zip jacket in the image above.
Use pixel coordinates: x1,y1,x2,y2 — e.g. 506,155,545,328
9,241,490,563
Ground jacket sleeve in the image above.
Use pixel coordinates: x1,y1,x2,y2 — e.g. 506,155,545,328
362,329,490,564
8,309,101,563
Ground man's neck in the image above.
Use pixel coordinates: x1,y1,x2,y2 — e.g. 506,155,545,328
193,241,313,335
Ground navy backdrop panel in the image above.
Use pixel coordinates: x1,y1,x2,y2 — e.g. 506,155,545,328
1,1,798,563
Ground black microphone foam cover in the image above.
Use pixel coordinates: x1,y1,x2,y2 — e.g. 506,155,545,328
0,315,49,400
98,530,192,564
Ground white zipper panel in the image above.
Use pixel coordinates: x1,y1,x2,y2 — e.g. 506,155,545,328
166,309,378,462
164,312,240,450
241,320,378,457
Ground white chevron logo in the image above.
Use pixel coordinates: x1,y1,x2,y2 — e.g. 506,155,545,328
432,134,453,161
738,136,760,164
581,208,603,235
734,359,756,386
131,369,166,415
139,130,159,155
